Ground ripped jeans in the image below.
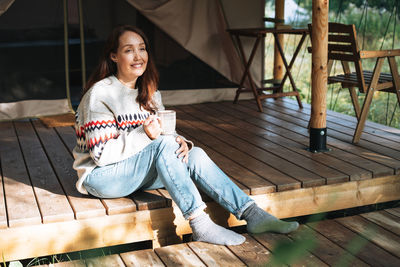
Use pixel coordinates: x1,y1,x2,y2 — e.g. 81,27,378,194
83,135,254,219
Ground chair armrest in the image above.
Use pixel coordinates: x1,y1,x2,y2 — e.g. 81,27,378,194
359,49,400,58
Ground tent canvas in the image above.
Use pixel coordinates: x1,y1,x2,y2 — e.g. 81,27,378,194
0,0,263,120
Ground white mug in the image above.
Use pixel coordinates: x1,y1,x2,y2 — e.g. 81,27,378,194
157,110,176,135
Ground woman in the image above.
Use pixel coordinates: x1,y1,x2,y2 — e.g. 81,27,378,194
73,25,298,246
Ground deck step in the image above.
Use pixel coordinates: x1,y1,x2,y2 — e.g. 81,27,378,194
36,208,400,266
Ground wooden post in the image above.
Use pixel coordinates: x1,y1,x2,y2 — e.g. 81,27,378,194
309,0,329,152
273,0,285,85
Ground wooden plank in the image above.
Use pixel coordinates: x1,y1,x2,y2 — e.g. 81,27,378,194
101,198,137,215
176,114,301,192
14,121,74,224
15,121,74,223
85,254,126,266
288,225,368,266
0,122,42,227
0,208,174,262
32,120,106,220
336,215,400,257
288,98,400,144
0,161,7,229
386,207,400,217
185,104,350,185
204,102,370,181
177,106,328,187
227,233,276,266
37,260,87,267
56,123,169,214
359,49,400,58
308,218,400,266
211,102,389,178
154,243,206,267
1,175,400,262
132,190,168,211
176,109,323,189
188,241,246,266
120,249,165,267
251,232,328,266
251,174,400,224
51,122,137,216
360,210,400,235
55,126,77,153
184,135,273,195
279,97,400,135
256,100,400,157
234,101,399,175
273,98,400,146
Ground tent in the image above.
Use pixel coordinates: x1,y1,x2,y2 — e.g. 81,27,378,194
0,0,264,120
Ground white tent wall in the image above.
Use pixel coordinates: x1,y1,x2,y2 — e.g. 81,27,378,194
127,0,264,88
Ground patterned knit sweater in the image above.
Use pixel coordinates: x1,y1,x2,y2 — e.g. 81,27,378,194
73,75,172,194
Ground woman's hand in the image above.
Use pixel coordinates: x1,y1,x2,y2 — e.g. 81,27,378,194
175,136,189,163
144,115,161,140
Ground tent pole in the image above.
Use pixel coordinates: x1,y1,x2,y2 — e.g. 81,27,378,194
78,0,86,88
273,0,285,86
63,0,73,112
309,0,329,152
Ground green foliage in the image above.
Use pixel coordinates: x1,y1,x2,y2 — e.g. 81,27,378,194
269,232,316,266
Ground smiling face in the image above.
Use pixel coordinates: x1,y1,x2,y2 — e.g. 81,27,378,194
110,31,148,88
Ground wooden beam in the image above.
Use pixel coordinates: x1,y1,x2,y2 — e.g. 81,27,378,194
309,0,329,152
1,175,399,262
273,0,285,82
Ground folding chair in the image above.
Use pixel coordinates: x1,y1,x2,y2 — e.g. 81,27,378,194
308,22,400,143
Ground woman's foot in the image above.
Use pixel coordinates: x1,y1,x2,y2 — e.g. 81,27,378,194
242,203,299,234
190,212,245,245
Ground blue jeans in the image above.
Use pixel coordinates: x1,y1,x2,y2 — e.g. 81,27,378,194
83,135,254,219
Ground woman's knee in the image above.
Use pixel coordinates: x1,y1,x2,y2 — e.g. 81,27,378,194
188,147,209,168
154,135,180,157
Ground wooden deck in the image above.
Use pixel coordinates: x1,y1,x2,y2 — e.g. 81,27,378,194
38,208,400,266
1,98,400,261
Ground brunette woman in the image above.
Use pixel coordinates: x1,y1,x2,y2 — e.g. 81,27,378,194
73,25,298,246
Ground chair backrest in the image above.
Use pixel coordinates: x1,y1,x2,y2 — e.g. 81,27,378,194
308,22,367,92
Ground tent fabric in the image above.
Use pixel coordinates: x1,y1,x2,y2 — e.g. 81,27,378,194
0,0,14,16
160,87,253,106
126,0,263,87
0,0,263,121
0,99,71,121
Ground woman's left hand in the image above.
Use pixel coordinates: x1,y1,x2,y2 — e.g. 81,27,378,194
175,136,189,163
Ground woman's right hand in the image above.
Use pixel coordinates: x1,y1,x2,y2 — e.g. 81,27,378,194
143,115,162,140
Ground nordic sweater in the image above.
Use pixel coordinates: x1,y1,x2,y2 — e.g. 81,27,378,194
73,75,166,194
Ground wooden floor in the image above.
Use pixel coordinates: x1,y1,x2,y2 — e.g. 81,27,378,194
1,98,400,261
38,208,400,267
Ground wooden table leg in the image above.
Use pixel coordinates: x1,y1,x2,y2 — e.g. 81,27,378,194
233,34,264,111
273,32,305,109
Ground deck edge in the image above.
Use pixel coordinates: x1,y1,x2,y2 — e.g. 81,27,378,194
1,174,399,262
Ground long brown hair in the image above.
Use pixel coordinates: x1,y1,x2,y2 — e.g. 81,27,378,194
83,25,159,112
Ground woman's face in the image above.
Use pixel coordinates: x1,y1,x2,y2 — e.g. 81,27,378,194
111,31,148,86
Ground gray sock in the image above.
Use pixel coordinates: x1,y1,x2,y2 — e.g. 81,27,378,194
243,203,299,234
190,212,245,246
